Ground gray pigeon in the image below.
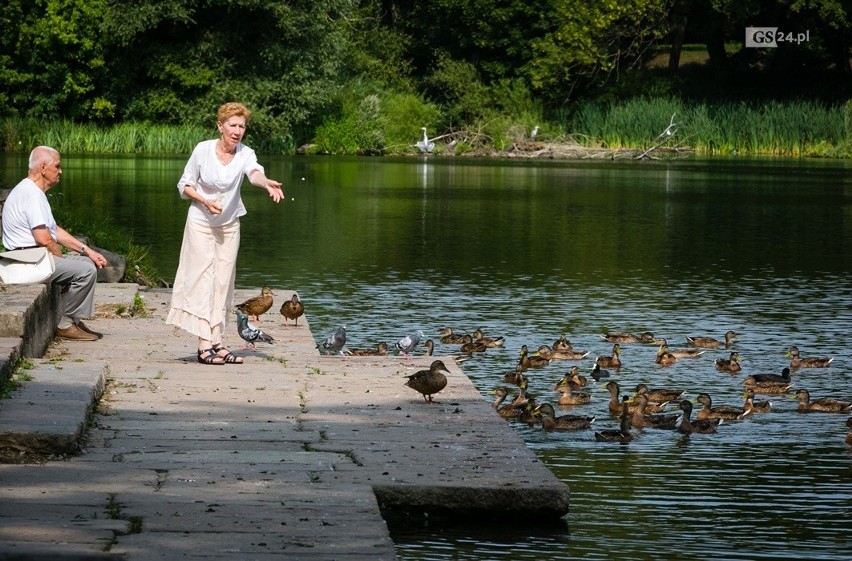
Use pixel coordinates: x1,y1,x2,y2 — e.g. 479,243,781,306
394,330,423,357
235,309,274,350
318,325,347,355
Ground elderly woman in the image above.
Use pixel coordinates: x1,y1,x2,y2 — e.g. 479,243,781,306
166,102,284,365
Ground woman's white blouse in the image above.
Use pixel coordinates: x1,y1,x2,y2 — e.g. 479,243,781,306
177,139,264,227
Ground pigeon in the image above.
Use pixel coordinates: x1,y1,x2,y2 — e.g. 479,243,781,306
234,309,274,350
236,286,274,321
318,326,347,355
393,330,423,357
280,292,305,327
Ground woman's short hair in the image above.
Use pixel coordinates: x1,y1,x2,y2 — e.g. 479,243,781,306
217,102,251,124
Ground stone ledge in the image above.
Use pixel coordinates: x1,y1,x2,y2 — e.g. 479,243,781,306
0,283,61,359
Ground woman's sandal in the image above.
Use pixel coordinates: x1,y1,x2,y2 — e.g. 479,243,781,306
213,346,244,364
197,348,225,365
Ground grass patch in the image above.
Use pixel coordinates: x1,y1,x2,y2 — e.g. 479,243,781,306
0,358,35,399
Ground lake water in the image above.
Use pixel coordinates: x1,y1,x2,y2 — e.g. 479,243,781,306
2,153,851,559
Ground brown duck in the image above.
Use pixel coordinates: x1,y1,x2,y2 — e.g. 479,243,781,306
472,328,505,348
785,346,833,369
634,383,685,404
534,403,596,431
656,339,706,358
236,286,274,321
439,327,467,344
552,333,573,351
715,351,742,373
629,394,679,430
553,366,588,391
279,292,304,326
490,387,529,419
696,393,749,420
538,344,590,361
404,360,450,404
595,343,622,368
677,400,723,434
344,342,388,356
594,397,634,443
687,330,738,348
459,334,488,354
518,344,550,369
602,331,660,345
741,388,772,414
555,385,592,406
655,346,678,366
794,389,852,413
605,381,666,414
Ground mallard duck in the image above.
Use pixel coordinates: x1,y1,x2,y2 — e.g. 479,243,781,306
785,346,833,369
634,383,685,404
696,393,749,420
344,342,388,356
555,386,592,406
591,363,611,381
595,343,622,368
537,344,590,361
439,327,467,344
657,339,706,358
686,330,738,349
279,292,304,326
534,403,596,431
457,334,487,354
655,346,678,366
744,379,793,395
629,394,679,430
518,344,550,369
595,397,633,443
605,381,667,415
845,417,852,446
741,388,772,414
490,387,529,419
472,328,505,348
744,367,791,385
677,400,723,434
236,286,274,321
794,389,852,413
552,333,573,352
404,360,450,403
553,366,588,392
602,331,659,344
715,351,742,373
503,364,528,386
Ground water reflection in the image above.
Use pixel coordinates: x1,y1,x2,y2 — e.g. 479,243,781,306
1,154,851,560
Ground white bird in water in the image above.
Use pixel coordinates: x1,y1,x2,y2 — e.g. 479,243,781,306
416,128,435,154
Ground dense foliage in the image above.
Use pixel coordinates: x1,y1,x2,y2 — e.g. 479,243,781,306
0,0,850,155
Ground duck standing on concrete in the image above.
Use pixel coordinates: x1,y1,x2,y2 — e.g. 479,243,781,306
235,309,274,350
280,293,304,327
236,286,274,321
405,360,450,403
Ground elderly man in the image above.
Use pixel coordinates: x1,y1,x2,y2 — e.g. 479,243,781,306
2,146,108,341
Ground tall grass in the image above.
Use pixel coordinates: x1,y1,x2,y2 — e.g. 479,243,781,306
564,97,847,156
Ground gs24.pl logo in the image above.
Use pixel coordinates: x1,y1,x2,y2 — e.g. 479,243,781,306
746,27,810,48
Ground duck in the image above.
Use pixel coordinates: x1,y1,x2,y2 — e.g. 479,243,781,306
552,333,573,351
794,389,852,413
846,417,852,446
503,364,528,386
696,393,750,420
534,403,596,431
634,383,685,404
472,328,505,348
677,400,723,434
657,339,706,358
423,339,435,356
686,330,738,349
594,397,633,443
595,343,622,368
459,334,488,354
629,394,679,430
655,346,678,366
785,346,833,369
605,381,667,415
439,327,467,344
404,360,450,404
344,342,389,356
602,331,660,344
518,344,550,369
537,344,590,361
553,366,588,391
715,351,742,373
743,379,793,395
742,388,772,414
236,286,274,321
490,387,529,419
555,386,592,406
744,367,791,385
590,363,611,381
279,292,304,326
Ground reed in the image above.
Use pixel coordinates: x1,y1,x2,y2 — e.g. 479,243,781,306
564,97,846,156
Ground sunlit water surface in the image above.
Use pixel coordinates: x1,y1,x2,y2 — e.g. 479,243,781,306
2,154,851,559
